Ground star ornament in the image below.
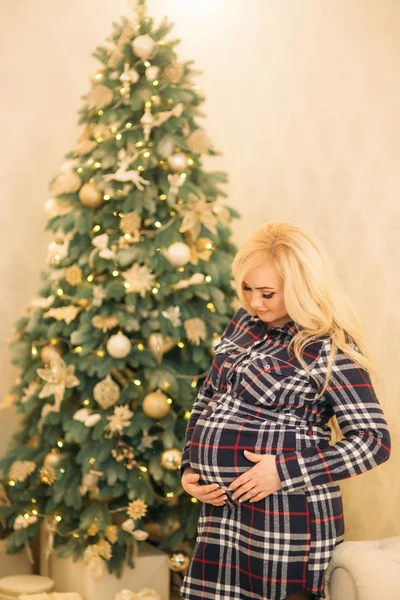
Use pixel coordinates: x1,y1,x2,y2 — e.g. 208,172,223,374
122,263,156,297
37,357,80,406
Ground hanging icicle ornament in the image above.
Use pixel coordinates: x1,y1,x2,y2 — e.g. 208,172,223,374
119,62,134,99
147,333,176,363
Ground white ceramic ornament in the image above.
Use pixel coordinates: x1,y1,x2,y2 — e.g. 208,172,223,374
165,242,191,267
106,332,131,358
132,35,156,60
167,153,188,173
145,65,160,81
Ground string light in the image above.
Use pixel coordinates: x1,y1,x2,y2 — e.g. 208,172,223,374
60,468,65,474
31,346,38,356
87,274,94,282
104,194,111,201
139,466,148,473
205,276,212,282
166,492,174,498
124,282,131,289
152,288,159,294
191,497,198,503
89,458,96,465
57,288,64,296
8,480,16,487
83,398,90,406
143,151,150,158
191,380,198,388
111,126,118,134
137,343,144,351
112,270,119,277
24,513,30,520
167,398,173,405
74,346,83,354
144,61,151,68
136,141,144,148
124,234,131,240
145,101,152,108
77,168,83,174
57,439,64,448
177,341,185,349
116,133,122,140
133,379,141,386
152,80,159,87
163,381,171,390
87,159,94,165
187,158,194,166
32,509,38,515
184,410,191,420
125,122,132,129
97,110,104,116
159,194,167,200
154,221,162,228
55,515,62,522
94,162,102,169
96,350,105,357
178,267,184,273
207,303,216,312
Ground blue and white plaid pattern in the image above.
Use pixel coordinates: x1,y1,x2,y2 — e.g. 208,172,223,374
180,308,390,600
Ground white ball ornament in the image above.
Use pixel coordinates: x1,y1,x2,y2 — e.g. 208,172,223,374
132,35,156,60
145,66,160,81
43,451,61,467
167,153,188,173
106,332,131,358
165,242,191,267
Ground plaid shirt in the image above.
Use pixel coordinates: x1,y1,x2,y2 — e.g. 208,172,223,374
181,308,390,600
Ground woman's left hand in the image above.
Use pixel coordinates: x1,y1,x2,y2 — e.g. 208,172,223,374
228,450,282,503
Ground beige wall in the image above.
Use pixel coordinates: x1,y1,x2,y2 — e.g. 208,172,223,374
0,0,399,541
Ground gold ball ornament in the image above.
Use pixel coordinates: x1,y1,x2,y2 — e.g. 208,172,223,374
169,552,190,572
79,182,104,208
161,448,182,470
132,34,156,60
93,375,120,409
90,68,105,85
142,390,170,420
43,450,61,467
106,332,132,359
40,343,63,365
167,153,188,173
165,242,191,267
143,522,162,543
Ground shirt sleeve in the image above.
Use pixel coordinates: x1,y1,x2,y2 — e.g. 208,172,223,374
180,309,245,476
275,339,391,492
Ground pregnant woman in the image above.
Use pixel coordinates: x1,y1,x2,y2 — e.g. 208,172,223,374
180,221,391,600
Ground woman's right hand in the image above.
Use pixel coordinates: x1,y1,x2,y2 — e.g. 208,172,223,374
181,468,227,506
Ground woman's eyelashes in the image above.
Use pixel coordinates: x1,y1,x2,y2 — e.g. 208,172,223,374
242,285,275,300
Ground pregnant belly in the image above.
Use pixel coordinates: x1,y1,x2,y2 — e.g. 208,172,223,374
189,402,297,489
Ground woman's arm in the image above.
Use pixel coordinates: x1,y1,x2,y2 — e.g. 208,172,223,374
276,339,391,492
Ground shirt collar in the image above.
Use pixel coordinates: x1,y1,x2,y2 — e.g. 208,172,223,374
250,315,297,337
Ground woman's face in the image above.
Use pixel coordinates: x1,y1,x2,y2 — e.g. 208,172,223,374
242,261,290,328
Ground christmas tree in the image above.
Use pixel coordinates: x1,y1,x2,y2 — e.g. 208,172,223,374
0,0,238,578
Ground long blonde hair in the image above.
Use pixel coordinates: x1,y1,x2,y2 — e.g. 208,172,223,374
232,222,375,440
